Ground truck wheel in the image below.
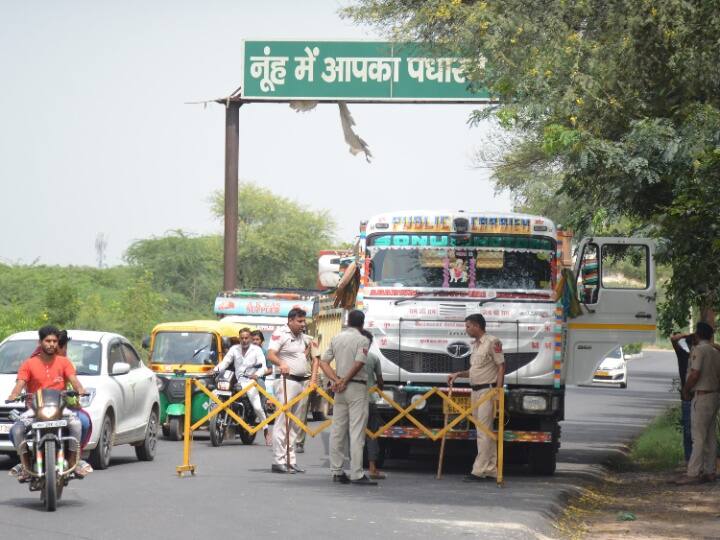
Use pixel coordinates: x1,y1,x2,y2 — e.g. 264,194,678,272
528,444,557,475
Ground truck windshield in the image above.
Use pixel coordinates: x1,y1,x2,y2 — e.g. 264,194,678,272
367,234,555,290
151,332,216,365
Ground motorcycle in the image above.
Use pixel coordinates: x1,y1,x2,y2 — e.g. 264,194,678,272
6,389,88,511
209,370,265,447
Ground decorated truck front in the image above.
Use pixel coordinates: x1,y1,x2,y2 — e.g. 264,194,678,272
357,211,656,474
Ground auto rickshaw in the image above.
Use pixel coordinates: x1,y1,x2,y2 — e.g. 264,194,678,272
143,320,247,440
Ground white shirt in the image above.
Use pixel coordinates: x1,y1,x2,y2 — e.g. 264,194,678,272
215,343,267,381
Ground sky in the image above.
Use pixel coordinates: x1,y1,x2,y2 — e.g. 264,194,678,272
0,0,511,267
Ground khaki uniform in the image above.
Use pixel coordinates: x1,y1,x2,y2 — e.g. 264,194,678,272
268,325,313,466
322,327,370,480
469,333,504,478
687,341,720,477
295,337,320,448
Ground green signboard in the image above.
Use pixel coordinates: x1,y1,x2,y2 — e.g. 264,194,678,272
241,40,489,102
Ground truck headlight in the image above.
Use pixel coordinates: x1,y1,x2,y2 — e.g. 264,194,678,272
522,395,548,412
375,389,395,407
410,394,427,410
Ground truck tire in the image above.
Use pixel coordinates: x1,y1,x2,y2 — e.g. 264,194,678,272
528,444,557,475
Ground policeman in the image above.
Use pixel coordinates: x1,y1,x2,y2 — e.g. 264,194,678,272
677,322,720,484
320,310,376,485
448,313,505,482
295,331,320,454
267,308,314,473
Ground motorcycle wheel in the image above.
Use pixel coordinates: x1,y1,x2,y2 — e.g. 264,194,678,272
43,440,57,512
209,413,226,447
239,428,257,445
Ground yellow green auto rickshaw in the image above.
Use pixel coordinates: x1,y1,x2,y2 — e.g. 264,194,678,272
143,320,248,440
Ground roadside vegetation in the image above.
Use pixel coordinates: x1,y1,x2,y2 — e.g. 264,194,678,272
0,183,338,348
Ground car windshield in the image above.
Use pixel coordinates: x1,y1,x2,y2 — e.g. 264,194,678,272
367,234,555,290
607,348,622,359
151,332,216,365
0,339,102,376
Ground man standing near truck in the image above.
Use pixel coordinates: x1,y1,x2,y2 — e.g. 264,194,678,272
267,308,314,474
448,313,505,482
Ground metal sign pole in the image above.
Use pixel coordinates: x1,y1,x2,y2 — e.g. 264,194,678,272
223,101,240,292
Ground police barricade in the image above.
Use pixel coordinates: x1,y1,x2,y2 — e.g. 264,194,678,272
176,377,505,484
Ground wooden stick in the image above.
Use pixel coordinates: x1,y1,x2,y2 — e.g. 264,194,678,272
436,382,453,480
283,375,290,471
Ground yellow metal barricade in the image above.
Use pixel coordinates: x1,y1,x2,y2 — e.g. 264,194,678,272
177,379,505,484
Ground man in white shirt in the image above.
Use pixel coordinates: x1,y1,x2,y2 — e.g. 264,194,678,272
214,327,271,445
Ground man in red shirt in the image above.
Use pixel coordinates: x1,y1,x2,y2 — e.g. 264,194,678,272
6,325,86,480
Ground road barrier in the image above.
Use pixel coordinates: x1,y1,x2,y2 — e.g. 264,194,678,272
176,377,505,484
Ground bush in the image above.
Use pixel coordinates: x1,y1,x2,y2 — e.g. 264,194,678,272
628,406,684,471
624,342,642,355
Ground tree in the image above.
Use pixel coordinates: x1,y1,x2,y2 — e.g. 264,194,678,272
345,0,720,331
114,271,167,343
210,183,337,289
45,282,80,327
125,231,223,306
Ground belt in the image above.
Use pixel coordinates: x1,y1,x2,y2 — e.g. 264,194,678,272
283,374,310,383
695,390,719,395
348,379,367,385
470,383,496,391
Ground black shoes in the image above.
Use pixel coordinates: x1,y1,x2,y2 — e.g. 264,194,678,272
350,475,378,486
295,444,305,454
290,464,306,473
271,464,295,474
333,472,351,484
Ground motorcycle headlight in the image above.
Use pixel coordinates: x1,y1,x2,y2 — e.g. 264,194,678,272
80,389,96,408
38,405,59,420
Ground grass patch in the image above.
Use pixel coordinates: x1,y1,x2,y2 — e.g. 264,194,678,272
612,406,684,472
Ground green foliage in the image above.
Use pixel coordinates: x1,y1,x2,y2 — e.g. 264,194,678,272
116,272,168,342
45,282,80,327
345,0,720,330
623,342,642,355
210,182,337,289
627,406,684,472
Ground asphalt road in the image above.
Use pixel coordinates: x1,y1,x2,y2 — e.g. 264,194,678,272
0,351,679,540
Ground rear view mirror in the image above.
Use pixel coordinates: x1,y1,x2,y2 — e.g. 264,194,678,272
221,337,232,352
141,336,151,350
111,362,131,376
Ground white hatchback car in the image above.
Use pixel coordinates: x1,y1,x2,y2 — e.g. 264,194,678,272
592,346,628,388
0,330,160,469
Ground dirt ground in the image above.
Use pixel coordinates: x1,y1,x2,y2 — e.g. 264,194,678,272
555,467,720,540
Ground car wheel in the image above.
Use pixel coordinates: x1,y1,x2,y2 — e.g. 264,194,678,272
135,409,159,461
89,414,113,470
620,381,627,389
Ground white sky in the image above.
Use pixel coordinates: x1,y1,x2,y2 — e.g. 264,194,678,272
0,0,511,267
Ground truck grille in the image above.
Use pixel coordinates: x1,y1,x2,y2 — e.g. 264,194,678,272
380,349,537,374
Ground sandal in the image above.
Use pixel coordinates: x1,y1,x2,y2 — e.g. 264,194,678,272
74,460,94,478
368,472,387,480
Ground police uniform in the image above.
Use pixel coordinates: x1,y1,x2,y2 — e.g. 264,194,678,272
468,333,504,478
686,341,720,478
295,337,320,450
268,325,313,467
321,327,370,481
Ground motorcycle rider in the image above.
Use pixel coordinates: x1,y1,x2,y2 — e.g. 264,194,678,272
6,325,89,481
213,327,271,445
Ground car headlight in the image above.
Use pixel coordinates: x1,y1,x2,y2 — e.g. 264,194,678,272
38,405,59,420
522,395,548,412
80,389,96,408
410,394,427,410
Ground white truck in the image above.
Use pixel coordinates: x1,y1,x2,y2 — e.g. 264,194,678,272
354,210,656,474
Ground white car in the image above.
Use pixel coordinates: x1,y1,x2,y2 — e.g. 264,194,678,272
0,330,160,469
592,346,628,388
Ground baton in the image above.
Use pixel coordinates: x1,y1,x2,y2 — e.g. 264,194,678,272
436,381,453,480
283,374,290,471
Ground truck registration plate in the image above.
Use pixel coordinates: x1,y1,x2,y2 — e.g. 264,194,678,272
444,395,471,414
0,423,11,434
